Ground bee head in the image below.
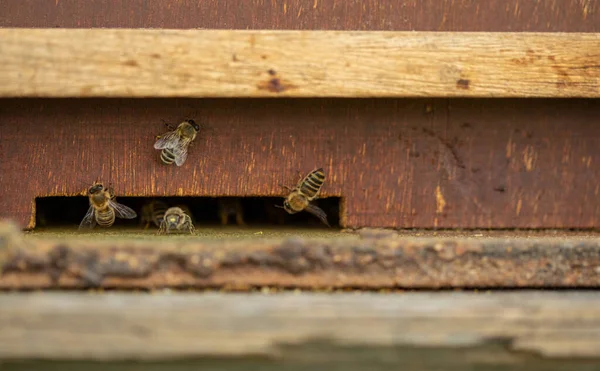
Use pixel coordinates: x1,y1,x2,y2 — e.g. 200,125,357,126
187,119,200,131
165,207,184,227
89,183,104,194
166,213,180,226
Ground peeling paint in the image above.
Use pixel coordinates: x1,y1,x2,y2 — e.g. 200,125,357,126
522,145,537,172
435,185,446,214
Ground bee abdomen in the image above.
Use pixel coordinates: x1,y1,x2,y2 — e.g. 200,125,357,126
151,203,169,228
96,208,115,227
160,149,176,165
299,168,325,199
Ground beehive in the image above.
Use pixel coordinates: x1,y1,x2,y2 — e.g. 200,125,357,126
1,0,600,368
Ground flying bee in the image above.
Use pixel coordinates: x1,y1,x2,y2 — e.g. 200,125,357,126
78,182,137,230
153,119,201,166
158,207,195,235
276,168,331,227
140,199,169,229
217,198,246,226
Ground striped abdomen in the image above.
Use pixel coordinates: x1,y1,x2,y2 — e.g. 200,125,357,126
95,207,115,227
160,148,176,165
298,168,325,200
151,202,169,227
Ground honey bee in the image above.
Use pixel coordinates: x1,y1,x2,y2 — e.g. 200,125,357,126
78,182,137,230
158,206,195,234
173,204,195,224
153,119,200,166
217,198,246,226
277,168,330,227
140,199,169,229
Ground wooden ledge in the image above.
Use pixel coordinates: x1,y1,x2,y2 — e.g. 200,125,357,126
0,29,598,98
2,222,600,290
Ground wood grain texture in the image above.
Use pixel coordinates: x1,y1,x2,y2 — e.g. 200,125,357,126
0,29,599,98
1,98,599,229
2,292,600,360
0,0,598,32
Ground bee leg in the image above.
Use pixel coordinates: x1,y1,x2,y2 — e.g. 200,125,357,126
161,119,176,131
158,220,166,235
278,184,293,192
106,183,115,198
186,216,195,234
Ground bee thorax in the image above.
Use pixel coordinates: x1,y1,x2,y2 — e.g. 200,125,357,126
286,193,309,213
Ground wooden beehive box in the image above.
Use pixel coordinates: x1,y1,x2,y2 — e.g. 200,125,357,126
1,0,600,368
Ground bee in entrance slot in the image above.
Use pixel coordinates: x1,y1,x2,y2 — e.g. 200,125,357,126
173,204,195,225
276,168,331,227
140,199,169,229
158,206,195,235
153,119,201,166
78,182,137,230
217,198,246,226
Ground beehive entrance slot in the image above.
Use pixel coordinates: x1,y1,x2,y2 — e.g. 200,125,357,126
34,196,341,230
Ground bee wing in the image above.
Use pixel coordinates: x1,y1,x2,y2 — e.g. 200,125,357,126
109,200,138,219
153,130,181,150
78,205,97,230
305,203,331,227
172,138,192,166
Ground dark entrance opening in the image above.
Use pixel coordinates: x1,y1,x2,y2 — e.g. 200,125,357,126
34,196,341,229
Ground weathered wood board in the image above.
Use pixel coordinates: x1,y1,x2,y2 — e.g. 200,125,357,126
2,221,600,289
1,98,599,229
2,291,600,362
0,30,599,98
1,0,598,32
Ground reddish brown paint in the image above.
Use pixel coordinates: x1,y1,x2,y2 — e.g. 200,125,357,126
0,98,598,229
0,0,599,229
0,0,598,32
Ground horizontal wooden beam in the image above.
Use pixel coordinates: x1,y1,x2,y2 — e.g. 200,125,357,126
2,292,600,361
2,222,600,290
0,29,598,98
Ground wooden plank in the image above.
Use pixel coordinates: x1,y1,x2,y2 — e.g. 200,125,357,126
2,291,600,361
1,0,599,33
2,221,600,289
0,30,599,98
1,98,599,229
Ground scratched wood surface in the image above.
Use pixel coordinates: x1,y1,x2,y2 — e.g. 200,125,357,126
0,0,598,32
2,292,600,360
1,29,599,98
0,98,598,229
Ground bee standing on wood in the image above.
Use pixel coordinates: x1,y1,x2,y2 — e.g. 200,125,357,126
79,182,137,230
158,206,195,235
277,168,331,227
140,199,169,229
217,198,246,226
153,119,200,166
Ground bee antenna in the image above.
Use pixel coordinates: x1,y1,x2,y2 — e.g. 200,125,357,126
274,205,285,209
